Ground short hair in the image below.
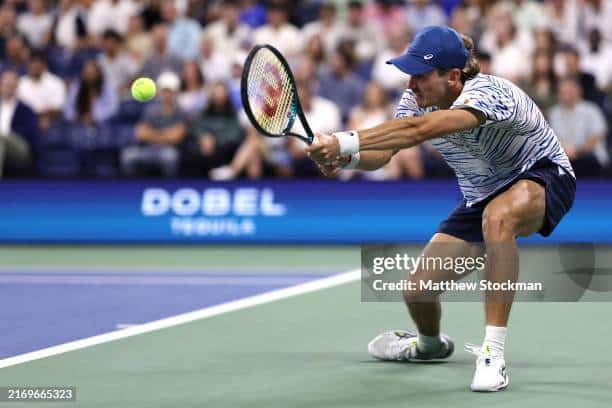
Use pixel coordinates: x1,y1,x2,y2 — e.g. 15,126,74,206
102,29,122,42
29,50,47,64
563,46,580,58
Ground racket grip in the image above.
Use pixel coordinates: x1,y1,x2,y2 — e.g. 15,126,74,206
309,134,332,165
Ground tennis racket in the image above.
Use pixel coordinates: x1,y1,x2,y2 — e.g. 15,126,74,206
241,44,316,145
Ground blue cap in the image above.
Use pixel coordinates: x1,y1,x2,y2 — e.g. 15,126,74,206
386,26,469,75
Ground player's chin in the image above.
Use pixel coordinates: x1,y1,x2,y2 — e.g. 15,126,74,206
414,94,428,108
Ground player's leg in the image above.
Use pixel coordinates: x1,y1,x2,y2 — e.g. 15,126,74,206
482,179,545,336
468,179,546,392
405,232,484,336
368,232,484,361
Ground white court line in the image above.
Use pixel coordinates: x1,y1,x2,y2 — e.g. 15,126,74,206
0,269,360,369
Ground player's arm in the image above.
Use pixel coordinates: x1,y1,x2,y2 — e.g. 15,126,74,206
356,150,397,170
307,108,484,163
359,108,483,151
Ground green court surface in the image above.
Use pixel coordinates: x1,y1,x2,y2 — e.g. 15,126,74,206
1,246,611,408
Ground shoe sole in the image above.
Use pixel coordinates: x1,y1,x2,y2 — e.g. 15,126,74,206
470,377,509,392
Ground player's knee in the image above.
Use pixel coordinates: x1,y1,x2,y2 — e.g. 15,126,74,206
482,207,518,242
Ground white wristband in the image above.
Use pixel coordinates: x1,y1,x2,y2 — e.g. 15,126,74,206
334,130,360,156
342,152,360,169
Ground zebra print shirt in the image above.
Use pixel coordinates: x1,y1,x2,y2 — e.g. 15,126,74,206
395,74,574,206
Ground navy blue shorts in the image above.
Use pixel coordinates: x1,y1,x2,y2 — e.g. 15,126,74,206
438,157,576,243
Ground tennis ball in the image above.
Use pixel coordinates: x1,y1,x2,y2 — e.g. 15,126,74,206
131,77,156,102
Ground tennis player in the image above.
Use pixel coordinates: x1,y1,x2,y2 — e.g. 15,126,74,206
307,26,576,392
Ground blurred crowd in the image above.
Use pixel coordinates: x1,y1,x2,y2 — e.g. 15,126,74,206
0,0,611,180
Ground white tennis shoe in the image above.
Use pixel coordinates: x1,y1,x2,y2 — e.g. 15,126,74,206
367,330,454,361
465,343,509,392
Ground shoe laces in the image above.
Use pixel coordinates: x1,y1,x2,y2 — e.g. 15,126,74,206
396,337,418,360
464,343,489,358
465,343,501,366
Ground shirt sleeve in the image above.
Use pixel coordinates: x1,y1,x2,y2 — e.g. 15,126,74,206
450,82,515,125
394,90,423,119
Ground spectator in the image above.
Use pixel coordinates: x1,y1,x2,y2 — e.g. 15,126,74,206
209,125,286,180
549,77,609,178
227,51,247,114
97,29,137,96
579,29,612,93
139,24,182,80
178,61,208,116
561,47,606,108
342,0,386,62
88,0,141,37
449,3,480,41
317,48,366,123
17,51,66,129
121,71,187,178
303,34,326,66
124,14,153,70
372,27,411,94
406,0,447,34
542,0,579,46
161,0,202,61
184,81,244,177
0,35,29,75
54,0,88,51
293,54,320,87
518,51,557,117
0,4,18,59
253,1,301,58
16,0,53,50
363,0,409,38
140,0,163,29
581,0,612,43
64,59,118,125
348,81,390,130
199,35,231,83
479,2,533,82
511,0,545,33
203,0,250,57
0,70,36,177
302,2,346,56
239,0,267,29
533,27,558,54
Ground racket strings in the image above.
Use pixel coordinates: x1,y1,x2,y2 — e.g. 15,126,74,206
246,48,295,134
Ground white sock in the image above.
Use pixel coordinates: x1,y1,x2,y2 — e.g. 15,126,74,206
483,325,506,356
417,333,442,353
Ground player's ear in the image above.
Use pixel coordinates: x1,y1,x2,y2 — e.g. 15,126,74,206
447,68,462,85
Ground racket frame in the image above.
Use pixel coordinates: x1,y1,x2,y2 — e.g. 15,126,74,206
241,44,316,145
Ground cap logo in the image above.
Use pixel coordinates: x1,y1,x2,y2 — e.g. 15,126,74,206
424,54,434,60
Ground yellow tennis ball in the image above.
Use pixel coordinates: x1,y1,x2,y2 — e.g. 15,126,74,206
131,77,156,102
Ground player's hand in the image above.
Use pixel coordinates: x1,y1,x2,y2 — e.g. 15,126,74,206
306,132,341,164
316,157,350,178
